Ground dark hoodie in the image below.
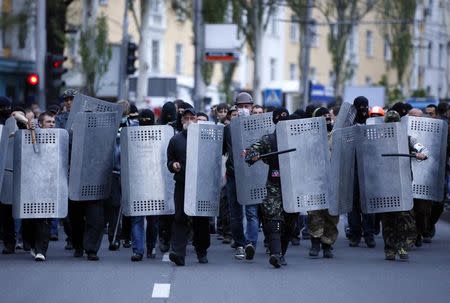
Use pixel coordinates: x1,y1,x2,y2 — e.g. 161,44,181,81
158,102,177,125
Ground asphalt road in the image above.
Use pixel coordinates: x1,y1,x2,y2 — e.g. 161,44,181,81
1,219,449,303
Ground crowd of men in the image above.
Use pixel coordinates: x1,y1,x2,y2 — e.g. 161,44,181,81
0,90,448,268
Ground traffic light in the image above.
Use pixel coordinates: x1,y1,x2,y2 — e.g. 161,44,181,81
46,53,67,89
126,42,137,75
24,73,39,104
26,73,39,87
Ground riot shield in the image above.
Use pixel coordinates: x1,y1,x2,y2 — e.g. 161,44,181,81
231,113,275,205
328,126,358,215
277,118,331,213
65,94,123,131
121,125,175,216
356,123,413,214
403,116,448,202
366,117,385,125
333,102,356,130
184,123,224,217
0,117,18,205
69,112,119,201
0,125,8,193
12,129,69,219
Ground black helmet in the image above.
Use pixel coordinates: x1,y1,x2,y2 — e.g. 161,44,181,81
234,92,253,105
61,89,78,99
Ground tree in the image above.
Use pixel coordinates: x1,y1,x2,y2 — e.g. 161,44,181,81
316,0,378,97
79,15,112,96
231,0,278,103
378,0,416,89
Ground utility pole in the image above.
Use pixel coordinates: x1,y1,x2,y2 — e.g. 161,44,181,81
36,0,46,109
193,0,205,110
118,0,129,100
301,0,312,110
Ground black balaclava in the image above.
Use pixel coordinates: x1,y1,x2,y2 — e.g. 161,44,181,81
353,96,369,124
159,102,177,125
391,102,408,117
0,96,12,123
272,107,289,125
305,104,319,118
293,109,308,119
313,107,333,132
139,109,155,126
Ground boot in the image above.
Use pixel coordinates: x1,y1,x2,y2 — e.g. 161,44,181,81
309,237,320,257
322,243,334,258
269,254,281,268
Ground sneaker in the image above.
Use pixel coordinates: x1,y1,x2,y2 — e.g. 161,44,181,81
415,235,423,247
15,242,23,250
34,253,46,261
159,242,170,253
131,253,143,262
30,249,36,258
291,237,300,246
364,236,376,248
50,235,59,241
234,246,245,260
87,252,99,261
169,252,185,266
269,255,281,268
122,240,132,248
280,255,287,266
349,238,360,247
385,250,396,261
244,244,255,260
197,255,208,264
73,249,84,258
147,248,156,259
398,248,409,261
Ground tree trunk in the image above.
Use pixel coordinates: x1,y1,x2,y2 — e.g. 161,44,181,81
253,21,263,105
136,0,152,107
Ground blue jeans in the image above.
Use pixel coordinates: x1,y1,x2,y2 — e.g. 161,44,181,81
50,219,59,236
131,216,159,255
226,174,259,247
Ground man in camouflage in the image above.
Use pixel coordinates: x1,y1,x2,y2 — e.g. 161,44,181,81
307,107,339,258
244,108,299,268
381,110,427,261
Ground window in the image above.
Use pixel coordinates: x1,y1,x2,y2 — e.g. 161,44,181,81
366,30,373,57
152,40,160,73
290,16,298,42
438,43,443,68
151,0,163,24
175,43,183,74
270,58,276,81
99,0,108,6
428,42,433,67
310,20,318,47
383,36,391,61
270,9,278,35
289,63,296,80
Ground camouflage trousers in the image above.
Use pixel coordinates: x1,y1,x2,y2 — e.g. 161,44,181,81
381,211,416,252
307,210,339,245
261,182,284,221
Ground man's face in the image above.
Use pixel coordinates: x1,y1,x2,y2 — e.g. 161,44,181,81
408,109,423,117
356,104,369,118
182,113,197,130
237,103,252,110
64,97,73,111
425,107,436,118
40,115,55,129
251,107,264,115
230,110,238,120
216,108,228,121
197,115,208,122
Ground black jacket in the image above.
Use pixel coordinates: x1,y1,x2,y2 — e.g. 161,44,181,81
167,129,188,184
222,124,234,176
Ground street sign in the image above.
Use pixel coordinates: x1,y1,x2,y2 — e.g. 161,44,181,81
263,89,282,107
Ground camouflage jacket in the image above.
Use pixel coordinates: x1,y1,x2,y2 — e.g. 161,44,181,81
245,132,280,185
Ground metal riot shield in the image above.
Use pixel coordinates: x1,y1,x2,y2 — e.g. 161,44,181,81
121,125,175,216
12,129,69,219
277,118,331,213
231,113,275,205
0,125,8,193
184,123,224,217
366,117,385,125
328,126,358,215
69,112,119,201
403,116,448,201
65,94,123,131
333,102,356,130
0,117,18,204
356,123,413,214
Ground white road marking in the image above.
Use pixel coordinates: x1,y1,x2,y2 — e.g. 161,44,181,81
152,283,171,298
162,253,170,262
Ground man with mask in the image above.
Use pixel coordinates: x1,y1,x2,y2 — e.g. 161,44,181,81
307,107,339,258
382,111,427,260
129,109,159,261
55,89,77,129
167,108,210,266
243,108,299,268
348,96,377,248
223,92,259,261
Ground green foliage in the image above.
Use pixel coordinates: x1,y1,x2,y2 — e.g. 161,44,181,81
411,89,427,98
0,0,33,48
379,0,416,87
79,15,112,96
